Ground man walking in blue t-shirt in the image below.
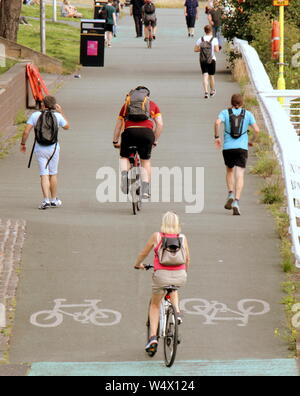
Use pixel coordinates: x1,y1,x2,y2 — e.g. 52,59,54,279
214,94,260,215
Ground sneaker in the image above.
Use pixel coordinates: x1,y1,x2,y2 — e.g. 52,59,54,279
39,200,50,210
142,182,151,199
232,200,241,216
177,315,183,325
121,171,129,194
145,336,158,357
50,198,62,208
204,92,209,99
210,89,216,97
224,192,235,210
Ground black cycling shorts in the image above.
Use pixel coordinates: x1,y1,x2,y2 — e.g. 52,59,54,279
144,16,157,27
200,60,216,76
120,128,155,160
223,149,248,169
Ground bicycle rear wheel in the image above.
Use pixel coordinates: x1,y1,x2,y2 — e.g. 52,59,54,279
164,303,178,367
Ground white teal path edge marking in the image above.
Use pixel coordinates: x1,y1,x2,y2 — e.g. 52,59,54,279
28,359,299,376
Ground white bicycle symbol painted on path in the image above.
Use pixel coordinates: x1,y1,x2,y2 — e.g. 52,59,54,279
180,299,270,327
30,299,122,328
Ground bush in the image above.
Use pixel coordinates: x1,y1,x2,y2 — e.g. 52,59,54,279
261,177,285,205
250,151,279,179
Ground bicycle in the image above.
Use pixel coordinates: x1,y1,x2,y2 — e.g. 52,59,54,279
142,265,180,367
128,146,142,215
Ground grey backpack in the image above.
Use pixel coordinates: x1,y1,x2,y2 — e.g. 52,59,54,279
157,233,187,267
124,87,151,122
200,37,214,64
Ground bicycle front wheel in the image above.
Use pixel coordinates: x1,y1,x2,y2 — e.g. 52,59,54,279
164,304,178,367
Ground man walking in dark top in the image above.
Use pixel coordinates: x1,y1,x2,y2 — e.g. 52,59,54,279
130,0,144,38
207,0,223,49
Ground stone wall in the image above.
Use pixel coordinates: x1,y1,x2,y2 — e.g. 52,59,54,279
0,62,27,140
0,37,63,74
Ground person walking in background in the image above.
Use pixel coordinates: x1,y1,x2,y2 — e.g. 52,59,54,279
104,1,117,48
134,212,190,356
130,0,144,38
194,24,219,99
214,94,260,216
20,96,70,210
207,0,223,50
112,0,120,37
184,0,199,38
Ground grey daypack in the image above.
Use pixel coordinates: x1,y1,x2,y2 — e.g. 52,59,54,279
144,3,155,14
200,37,214,64
124,87,151,122
157,233,186,267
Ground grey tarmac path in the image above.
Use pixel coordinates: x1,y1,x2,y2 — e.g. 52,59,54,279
0,9,294,373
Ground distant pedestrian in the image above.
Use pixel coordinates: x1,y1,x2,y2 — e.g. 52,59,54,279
207,0,223,49
194,24,219,99
184,0,199,38
130,0,144,38
112,0,120,37
20,96,70,210
214,94,260,215
104,1,117,48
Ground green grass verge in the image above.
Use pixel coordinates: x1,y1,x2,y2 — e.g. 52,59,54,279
0,59,18,75
18,4,94,74
21,4,93,21
18,19,81,74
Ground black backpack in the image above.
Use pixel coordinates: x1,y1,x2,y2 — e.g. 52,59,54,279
200,37,214,64
28,110,59,169
228,108,247,139
99,5,108,20
144,3,155,15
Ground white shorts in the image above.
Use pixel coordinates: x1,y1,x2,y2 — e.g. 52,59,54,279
34,143,60,176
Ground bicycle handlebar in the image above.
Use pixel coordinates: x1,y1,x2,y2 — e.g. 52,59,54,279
144,264,154,271
134,264,153,271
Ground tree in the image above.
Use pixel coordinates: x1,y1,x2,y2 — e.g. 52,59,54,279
221,0,300,43
0,0,22,42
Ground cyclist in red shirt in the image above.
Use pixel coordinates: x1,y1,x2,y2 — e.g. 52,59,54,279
113,86,163,198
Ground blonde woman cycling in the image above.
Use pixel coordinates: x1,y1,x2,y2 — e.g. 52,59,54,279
134,212,190,356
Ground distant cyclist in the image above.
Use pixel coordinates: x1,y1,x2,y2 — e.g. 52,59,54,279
113,86,163,199
142,0,157,41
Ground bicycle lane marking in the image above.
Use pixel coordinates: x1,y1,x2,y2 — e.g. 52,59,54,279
29,299,122,328
179,298,271,327
28,359,299,376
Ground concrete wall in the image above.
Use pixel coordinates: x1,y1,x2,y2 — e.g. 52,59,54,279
0,62,27,140
0,37,63,74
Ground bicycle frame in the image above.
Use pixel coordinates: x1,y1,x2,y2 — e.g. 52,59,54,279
128,147,142,215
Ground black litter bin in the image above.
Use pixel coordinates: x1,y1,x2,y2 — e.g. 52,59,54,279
94,0,108,19
80,19,105,67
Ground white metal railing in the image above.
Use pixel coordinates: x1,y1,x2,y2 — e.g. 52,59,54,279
234,38,300,268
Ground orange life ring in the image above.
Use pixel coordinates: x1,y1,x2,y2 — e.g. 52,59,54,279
26,64,49,103
272,20,280,59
